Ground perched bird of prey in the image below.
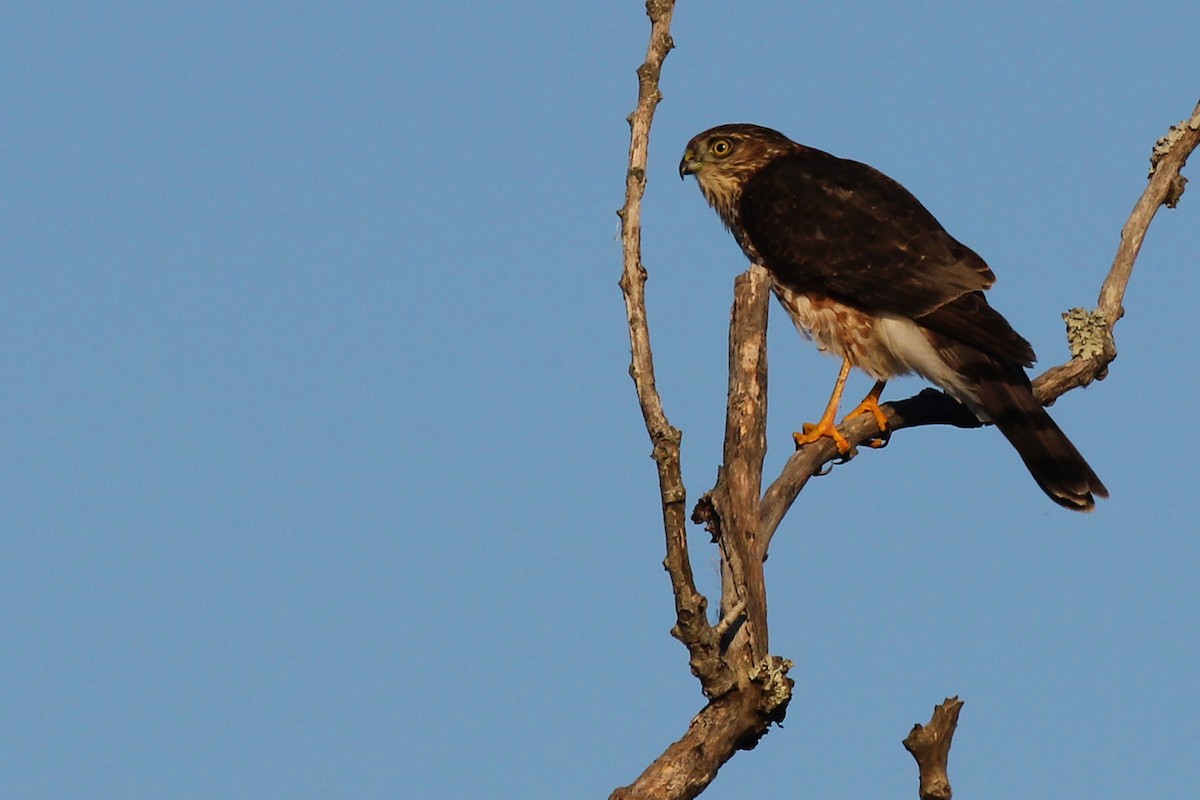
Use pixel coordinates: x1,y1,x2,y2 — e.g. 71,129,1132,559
680,123,1106,511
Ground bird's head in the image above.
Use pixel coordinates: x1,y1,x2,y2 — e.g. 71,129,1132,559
679,124,797,219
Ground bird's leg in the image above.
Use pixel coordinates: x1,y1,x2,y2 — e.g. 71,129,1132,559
842,380,890,448
793,357,853,453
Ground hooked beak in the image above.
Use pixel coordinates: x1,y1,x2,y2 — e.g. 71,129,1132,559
679,148,697,179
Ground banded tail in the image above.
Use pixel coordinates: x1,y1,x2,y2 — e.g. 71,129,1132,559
972,356,1108,511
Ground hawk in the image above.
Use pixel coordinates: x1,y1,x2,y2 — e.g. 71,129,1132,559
680,123,1106,511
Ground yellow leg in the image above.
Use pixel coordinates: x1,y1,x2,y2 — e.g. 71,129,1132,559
842,380,890,448
793,357,853,453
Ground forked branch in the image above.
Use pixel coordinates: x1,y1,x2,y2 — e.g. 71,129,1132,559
614,3,792,799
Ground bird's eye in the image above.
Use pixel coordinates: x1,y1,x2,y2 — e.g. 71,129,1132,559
709,138,733,158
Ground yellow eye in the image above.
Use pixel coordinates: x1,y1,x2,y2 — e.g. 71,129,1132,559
709,138,733,158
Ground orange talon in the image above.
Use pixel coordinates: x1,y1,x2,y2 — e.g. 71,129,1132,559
793,418,850,453
842,380,890,448
793,357,853,454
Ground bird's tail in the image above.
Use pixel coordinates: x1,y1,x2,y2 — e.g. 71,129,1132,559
971,357,1108,511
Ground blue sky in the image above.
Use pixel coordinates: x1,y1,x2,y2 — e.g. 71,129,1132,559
3,3,1197,798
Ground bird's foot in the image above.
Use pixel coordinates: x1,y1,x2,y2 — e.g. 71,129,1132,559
838,380,890,449
793,357,855,455
842,394,890,449
793,419,851,454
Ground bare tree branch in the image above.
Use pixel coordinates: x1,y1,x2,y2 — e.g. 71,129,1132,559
617,0,727,697
610,683,789,800
693,265,772,662
1098,102,1200,323
616,267,791,800
613,5,793,799
904,697,964,800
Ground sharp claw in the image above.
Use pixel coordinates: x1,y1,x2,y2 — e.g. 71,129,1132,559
863,429,891,449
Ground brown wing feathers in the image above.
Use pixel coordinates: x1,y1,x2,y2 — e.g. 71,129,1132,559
738,148,995,317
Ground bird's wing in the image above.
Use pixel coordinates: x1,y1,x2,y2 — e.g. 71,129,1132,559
738,148,994,315
737,147,1033,365
919,291,1035,367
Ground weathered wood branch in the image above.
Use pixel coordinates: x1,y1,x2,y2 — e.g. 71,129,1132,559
904,697,964,800
692,265,772,663
615,265,791,800
616,0,736,704
610,670,792,800
613,4,795,799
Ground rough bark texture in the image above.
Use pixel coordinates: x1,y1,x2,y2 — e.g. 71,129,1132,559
609,673,791,800
615,4,1199,795
693,266,772,663
615,5,794,798
904,697,964,800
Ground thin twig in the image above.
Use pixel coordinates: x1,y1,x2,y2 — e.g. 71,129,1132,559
1098,100,1200,324
617,0,727,691
712,598,747,640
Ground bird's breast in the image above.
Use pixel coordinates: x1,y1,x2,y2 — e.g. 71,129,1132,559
772,280,985,414
772,282,896,378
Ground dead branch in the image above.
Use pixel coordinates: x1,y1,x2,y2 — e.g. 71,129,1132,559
613,4,793,798
609,676,791,800
904,697,964,800
617,0,726,699
692,265,772,663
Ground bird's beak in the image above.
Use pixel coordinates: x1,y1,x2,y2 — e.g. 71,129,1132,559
679,149,697,179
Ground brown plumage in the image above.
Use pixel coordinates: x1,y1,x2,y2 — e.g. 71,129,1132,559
680,123,1107,511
